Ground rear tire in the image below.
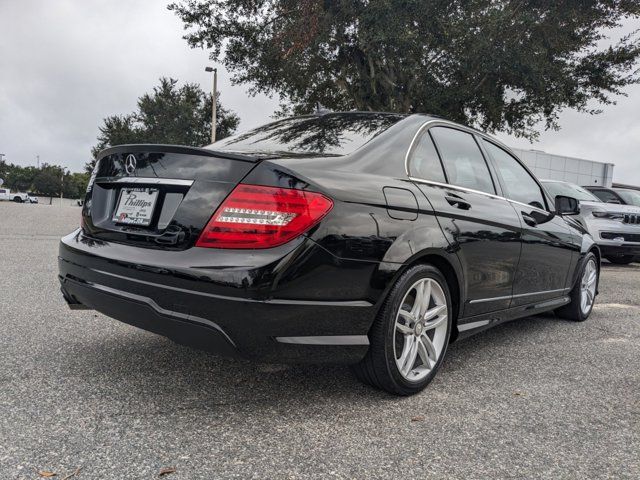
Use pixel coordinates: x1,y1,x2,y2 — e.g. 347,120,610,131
352,264,453,396
555,252,598,322
605,255,634,265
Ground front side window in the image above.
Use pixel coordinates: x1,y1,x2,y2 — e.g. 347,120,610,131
483,141,546,210
430,127,495,194
408,131,446,183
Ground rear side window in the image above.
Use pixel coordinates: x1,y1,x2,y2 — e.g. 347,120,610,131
408,131,446,183
483,140,547,210
430,127,495,194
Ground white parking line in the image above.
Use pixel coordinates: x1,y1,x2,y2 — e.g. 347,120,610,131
594,303,640,311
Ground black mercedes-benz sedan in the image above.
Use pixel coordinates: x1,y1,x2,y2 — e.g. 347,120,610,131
59,112,600,395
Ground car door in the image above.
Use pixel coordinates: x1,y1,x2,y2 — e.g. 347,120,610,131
481,140,578,306
408,125,522,317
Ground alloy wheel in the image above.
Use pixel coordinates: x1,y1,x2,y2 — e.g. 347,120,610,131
580,259,597,315
393,278,449,382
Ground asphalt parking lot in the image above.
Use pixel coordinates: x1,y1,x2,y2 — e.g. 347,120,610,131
0,202,638,479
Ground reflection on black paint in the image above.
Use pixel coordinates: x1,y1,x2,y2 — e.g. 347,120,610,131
319,234,394,260
214,113,404,156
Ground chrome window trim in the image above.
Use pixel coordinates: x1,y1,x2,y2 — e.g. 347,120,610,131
408,176,502,200
405,119,553,215
408,176,551,215
96,177,194,187
469,288,570,305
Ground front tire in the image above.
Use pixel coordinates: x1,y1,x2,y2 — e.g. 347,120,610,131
13,196,23,203
605,255,634,265
352,264,452,395
555,252,598,322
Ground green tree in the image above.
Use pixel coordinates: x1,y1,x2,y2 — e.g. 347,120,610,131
5,164,38,191
65,172,90,198
0,159,8,181
33,164,67,198
170,0,640,139
88,77,240,171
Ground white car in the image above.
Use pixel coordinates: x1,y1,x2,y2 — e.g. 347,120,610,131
542,180,640,264
0,188,29,203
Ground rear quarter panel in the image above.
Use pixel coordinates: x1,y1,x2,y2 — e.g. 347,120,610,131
244,160,461,309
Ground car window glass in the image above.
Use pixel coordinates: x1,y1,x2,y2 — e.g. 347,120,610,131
430,127,495,194
483,141,546,209
213,113,404,156
616,190,640,206
591,189,621,204
409,131,446,183
542,182,600,202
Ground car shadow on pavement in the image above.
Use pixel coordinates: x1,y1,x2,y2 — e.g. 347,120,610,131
63,312,569,406
601,262,639,268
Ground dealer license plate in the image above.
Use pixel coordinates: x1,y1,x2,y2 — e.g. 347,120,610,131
112,188,159,226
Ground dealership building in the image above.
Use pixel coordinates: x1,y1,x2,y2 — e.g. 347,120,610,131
513,148,615,188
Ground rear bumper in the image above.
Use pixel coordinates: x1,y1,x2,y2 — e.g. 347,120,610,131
58,230,380,363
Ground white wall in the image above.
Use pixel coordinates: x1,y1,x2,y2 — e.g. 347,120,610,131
512,149,614,187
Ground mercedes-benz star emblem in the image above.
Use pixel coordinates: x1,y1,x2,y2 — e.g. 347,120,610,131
124,154,137,175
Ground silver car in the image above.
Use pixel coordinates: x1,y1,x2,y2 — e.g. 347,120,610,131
542,180,640,265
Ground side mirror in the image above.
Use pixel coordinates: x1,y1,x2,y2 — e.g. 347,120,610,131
555,195,580,215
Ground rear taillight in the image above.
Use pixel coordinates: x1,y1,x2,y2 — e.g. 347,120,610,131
196,184,333,249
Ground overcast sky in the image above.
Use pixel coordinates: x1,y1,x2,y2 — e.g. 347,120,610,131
1,1,639,184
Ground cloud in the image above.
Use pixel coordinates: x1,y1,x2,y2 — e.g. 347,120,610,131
0,0,279,171
1,1,638,185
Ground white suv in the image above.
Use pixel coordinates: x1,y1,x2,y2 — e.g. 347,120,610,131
542,180,640,264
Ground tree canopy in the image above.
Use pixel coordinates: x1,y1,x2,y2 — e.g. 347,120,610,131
0,162,88,198
169,0,640,139
89,77,240,171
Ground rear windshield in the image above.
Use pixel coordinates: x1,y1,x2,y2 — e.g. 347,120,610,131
542,181,601,202
211,113,404,156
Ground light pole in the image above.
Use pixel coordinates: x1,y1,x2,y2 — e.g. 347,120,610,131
205,66,217,143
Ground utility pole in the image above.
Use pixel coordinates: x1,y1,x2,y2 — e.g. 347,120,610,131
36,155,40,169
205,66,217,143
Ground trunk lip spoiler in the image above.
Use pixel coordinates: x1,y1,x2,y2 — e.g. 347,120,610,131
97,144,263,163
95,177,194,186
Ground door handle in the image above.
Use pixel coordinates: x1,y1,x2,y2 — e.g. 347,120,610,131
522,212,537,227
445,196,471,210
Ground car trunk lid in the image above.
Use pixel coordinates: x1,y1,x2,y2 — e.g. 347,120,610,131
82,145,262,250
